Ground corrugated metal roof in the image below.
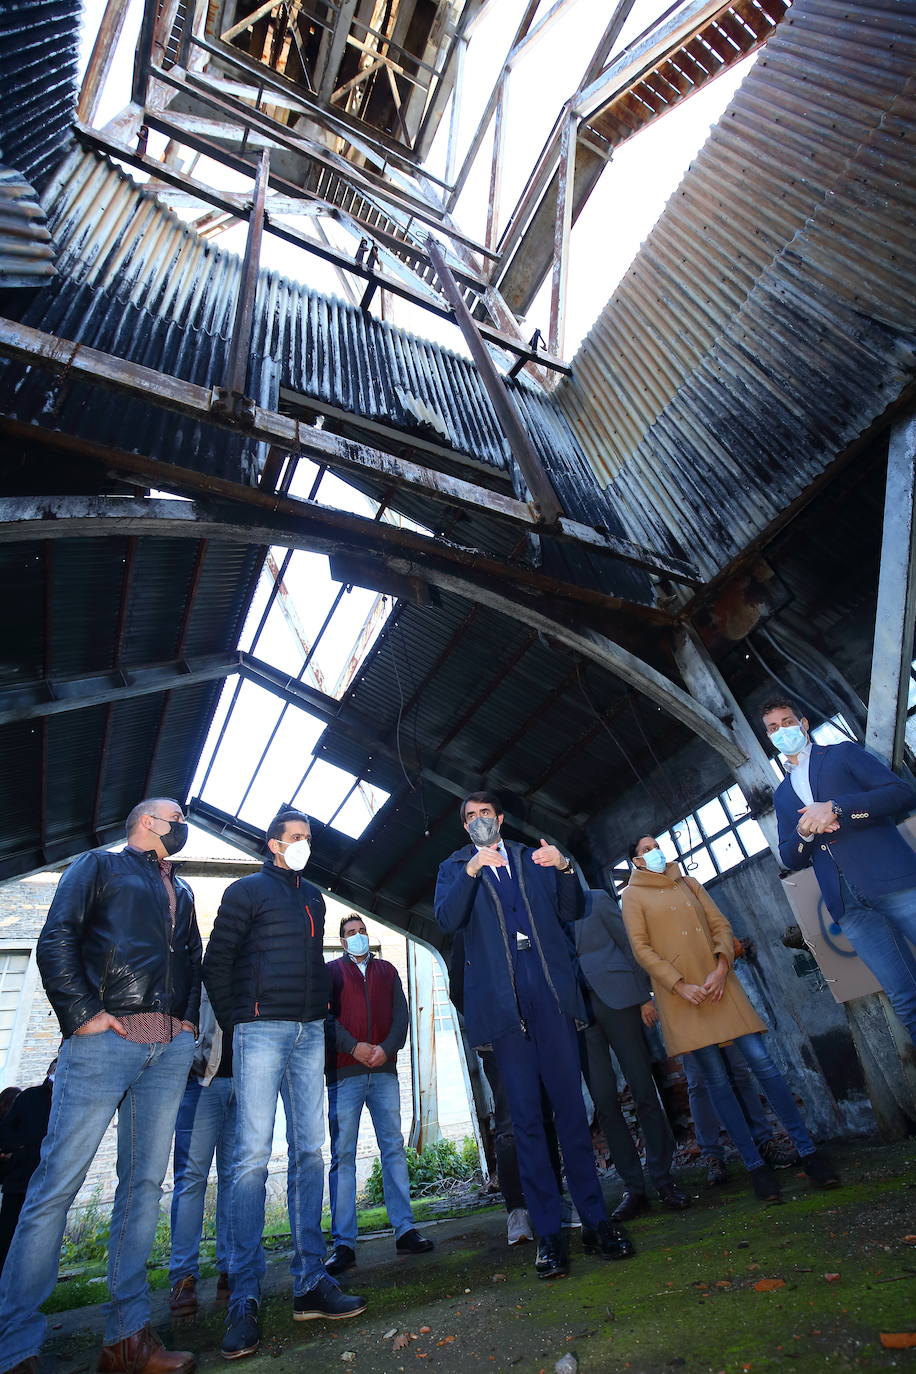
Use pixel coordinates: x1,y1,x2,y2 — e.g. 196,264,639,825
556,0,916,581
0,0,79,189
0,166,56,289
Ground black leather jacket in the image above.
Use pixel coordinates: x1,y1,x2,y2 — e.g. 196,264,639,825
37,846,202,1038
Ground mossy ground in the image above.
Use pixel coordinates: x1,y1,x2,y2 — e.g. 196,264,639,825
41,1139,915,1374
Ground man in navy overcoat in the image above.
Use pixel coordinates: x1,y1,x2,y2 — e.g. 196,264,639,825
764,698,916,1042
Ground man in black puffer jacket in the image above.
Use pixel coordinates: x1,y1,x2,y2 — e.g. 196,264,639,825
204,809,367,1361
0,798,200,1374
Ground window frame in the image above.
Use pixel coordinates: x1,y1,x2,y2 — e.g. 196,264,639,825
0,940,40,1087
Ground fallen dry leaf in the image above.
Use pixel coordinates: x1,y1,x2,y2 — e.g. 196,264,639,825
383,1329,398,1341
903,1236,916,1245
753,1278,786,1292
436,1337,456,1347
419,1326,431,1334
880,1333,916,1349
715,1280,732,1289
392,1334,412,1351
824,1273,840,1283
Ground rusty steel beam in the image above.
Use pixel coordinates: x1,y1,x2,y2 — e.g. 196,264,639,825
0,322,692,580
78,0,132,123
224,148,270,397
426,236,565,526
549,108,576,358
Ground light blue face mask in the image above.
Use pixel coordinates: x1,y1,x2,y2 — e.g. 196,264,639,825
770,725,808,756
345,932,370,958
642,847,667,873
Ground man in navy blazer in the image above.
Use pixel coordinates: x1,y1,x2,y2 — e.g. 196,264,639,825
763,698,916,1042
436,792,634,1279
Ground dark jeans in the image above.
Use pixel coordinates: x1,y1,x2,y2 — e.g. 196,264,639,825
0,1191,25,1276
491,951,607,1238
584,999,675,1195
481,1051,562,1212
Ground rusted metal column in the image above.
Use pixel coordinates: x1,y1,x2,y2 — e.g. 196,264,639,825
549,108,576,359
78,0,131,123
865,414,916,771
224,148,271,398
425,236,564,525
486,71,509,252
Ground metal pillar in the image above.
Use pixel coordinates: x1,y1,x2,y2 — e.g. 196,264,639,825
866,415,916,769
549,108,576,359
407,942,442,1152
224,148,270,398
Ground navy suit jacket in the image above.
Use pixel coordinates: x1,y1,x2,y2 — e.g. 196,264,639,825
573,889,652,1011
774,740,916,916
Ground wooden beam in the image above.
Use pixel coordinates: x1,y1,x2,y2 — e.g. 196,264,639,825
78,0,131,123
0,321,673,570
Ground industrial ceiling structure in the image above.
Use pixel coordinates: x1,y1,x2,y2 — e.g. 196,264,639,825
1,0,916,1132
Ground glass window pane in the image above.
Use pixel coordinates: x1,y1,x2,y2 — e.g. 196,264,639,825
722,784,750,821
683,847,716,883
812,714,852,745
736,818,768,856
330,784,391,839
908,674,916,712
198,680,285,814
696,798,728,836
237,710,327,829
657,831,678,861
674,816,701,853
710,831,743,872
294,759,358,822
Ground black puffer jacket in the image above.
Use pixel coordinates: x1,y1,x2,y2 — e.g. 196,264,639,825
203,861,329,1028
37,847,202,1038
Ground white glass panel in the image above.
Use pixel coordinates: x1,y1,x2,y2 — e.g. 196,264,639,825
736,818,768,856
722,784,750,821
710,831,743,872
237,710,327,829
812,714,853,745
696,797,728,836
198,680,285,814
331,784,391,839
657,831,678,861
294,759,359,823
682,847,716,883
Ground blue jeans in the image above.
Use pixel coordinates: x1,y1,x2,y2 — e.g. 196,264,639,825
683,1043,773,1159
229,1020,330,1303
837,877,916,1042
0,1028,194,1366
328,1072,414,1250
688,1032,815,1173
169,1076,236,1283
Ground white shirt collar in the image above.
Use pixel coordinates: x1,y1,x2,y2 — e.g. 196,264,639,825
783,741,813,770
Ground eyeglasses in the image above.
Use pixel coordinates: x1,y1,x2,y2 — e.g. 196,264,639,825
149,813,185,824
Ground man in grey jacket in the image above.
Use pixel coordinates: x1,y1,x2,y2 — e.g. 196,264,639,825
576,889,689,1220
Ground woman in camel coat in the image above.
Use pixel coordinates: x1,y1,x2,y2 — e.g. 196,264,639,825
621,835,838,1199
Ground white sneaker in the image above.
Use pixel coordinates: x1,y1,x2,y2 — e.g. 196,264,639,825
507,1208,534,1245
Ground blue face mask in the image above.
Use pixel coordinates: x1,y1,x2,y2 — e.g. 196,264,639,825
770,725,808,756
345,932,370,958
642,847,667,873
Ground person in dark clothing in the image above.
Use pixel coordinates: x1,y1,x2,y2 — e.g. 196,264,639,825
325,915,433,1276
435,792,635,1281
574,888,689,1220
0,1062,56,1274
203,809,366,1362
0,797,200,1374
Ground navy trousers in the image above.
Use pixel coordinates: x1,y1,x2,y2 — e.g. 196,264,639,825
491,949,607,1237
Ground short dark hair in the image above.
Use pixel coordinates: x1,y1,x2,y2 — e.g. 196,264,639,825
459,791,503,823
125,797,179,839
267,809,311,843
339,913,364,937
759,697,802,720
628,836,655,860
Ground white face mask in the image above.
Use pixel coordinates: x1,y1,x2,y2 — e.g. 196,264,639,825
279,838,311,871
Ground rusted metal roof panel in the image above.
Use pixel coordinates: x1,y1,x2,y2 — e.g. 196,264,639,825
0,167,56,289
555,0,916,581
0,0,79,189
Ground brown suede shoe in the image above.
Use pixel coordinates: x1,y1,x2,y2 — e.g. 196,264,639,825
98,1326,194,1374
2,1358,39,1374
169,1276,198,1317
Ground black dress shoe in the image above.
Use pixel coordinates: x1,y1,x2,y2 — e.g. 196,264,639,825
581,1219,636,1261
802,1149,841,1189
657,1181,691,1210
750,1165,782,1202
610,1191,649,1222
292,1276,367,1321
395,1228,435,1255
534,1232,568,1280
326,1244,356,1277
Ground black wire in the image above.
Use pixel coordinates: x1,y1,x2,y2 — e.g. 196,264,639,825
395,616,430,835
746,636,856,741
388,611,416,794
575,662,666,814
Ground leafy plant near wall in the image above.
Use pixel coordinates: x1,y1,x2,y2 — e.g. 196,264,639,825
362,1136,480,1207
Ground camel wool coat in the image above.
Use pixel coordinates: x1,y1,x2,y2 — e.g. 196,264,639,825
621,863,766,1056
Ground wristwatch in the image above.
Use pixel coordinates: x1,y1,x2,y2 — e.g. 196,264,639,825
559,857,574,874
831,802,843,820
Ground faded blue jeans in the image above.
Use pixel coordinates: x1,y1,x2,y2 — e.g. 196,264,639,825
169,1075,236,1283
0,1027,194,1368
688,1032,815,1173
836,876,916,1043
683,1043,773,1159
328,1072,415,1250
228,1020,331,1305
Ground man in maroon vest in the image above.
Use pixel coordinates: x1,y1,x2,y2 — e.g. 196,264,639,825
324,915,434,1276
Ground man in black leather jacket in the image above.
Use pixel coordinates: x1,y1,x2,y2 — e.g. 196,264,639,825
203,808,367,1362
0,798,201,1374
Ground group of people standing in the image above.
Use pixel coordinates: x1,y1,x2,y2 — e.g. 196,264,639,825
0,694,913,1374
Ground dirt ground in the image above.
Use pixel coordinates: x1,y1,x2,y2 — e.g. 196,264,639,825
42,1140,915,1374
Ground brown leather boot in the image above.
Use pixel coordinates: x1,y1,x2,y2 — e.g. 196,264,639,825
98,1326,194,1374
169,1275,197,1317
